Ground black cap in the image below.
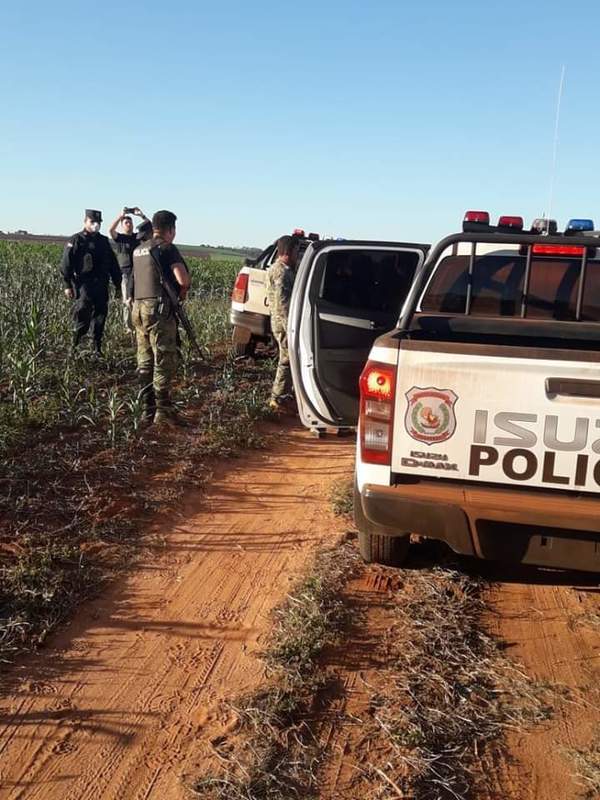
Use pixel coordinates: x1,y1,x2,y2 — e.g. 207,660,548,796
136,220,153,241
85,209,102,223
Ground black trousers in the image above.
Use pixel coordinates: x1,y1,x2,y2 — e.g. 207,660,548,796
72,282,109,349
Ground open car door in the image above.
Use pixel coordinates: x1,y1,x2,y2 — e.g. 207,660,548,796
289,241,429,432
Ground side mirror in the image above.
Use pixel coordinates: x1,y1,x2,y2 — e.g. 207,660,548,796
243,257,254,267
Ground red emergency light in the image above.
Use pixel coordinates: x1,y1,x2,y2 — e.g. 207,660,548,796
293,228,305,237
463,210,490,224
498,215,524,230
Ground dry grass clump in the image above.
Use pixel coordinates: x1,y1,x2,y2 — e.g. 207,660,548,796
328,479,353,518
567,730,600,799
192,541,361,800
369,565,556,799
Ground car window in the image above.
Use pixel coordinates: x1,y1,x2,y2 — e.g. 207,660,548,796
422,254,600,321
320,249,420,314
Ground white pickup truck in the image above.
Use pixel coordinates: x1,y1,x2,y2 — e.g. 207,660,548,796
290,212,600,572
230,229,318,356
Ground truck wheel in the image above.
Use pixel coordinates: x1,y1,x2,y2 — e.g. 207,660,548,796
231,329,256,358
358,530,410,566
354,480,410,566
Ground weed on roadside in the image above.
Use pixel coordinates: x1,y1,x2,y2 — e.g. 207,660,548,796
329,479,353,518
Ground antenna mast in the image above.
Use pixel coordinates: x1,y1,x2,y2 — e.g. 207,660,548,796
545,64,566,233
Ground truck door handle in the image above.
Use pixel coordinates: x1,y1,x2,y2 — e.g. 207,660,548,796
545,377,600,398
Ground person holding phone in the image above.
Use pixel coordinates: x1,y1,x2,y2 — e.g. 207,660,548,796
109,207,149,332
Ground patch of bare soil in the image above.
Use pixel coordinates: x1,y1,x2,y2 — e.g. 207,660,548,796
481,564,600,800
0,426,354,799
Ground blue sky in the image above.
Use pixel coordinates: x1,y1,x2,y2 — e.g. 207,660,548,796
1,0,599,247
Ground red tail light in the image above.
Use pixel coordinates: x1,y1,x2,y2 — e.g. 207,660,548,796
359,361,397,465
231,271,249,303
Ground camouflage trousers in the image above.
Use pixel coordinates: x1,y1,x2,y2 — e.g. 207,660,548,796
132,299,178,406
271,322,293,402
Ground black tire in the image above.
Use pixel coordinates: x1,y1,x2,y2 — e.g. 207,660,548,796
358,529,410,566
354,480,410,566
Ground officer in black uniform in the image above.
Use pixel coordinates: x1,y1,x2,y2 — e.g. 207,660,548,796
60,209,122,355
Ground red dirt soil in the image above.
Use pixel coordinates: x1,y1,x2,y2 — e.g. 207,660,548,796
1,424,599,800
0,427,354,799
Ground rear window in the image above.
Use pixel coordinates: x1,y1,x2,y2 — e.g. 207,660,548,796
320,249,420,314
422,254,600,321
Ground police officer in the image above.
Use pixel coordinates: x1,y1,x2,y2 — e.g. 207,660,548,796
129,210,191,426
108,207,150,332
60,209,122,356
265,234,299,412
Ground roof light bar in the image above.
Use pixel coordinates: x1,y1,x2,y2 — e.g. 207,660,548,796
498,215,524,230
292,228,306,237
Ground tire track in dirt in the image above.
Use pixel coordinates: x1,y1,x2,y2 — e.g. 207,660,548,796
0,425,354,800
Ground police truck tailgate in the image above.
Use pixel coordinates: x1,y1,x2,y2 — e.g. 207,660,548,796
392,343,600,493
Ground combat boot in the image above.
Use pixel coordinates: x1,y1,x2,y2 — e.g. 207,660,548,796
137,372,155,427
154,391,190,429
269,396,296,415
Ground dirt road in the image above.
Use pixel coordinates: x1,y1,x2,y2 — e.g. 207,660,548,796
0,426,354,800
1,421,600,800
484,567,600,800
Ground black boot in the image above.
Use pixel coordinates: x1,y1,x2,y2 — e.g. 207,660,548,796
154,390,188,428
138,371,155,426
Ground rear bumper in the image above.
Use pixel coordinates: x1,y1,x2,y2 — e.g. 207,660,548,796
230,308,269,337
360,480,600,572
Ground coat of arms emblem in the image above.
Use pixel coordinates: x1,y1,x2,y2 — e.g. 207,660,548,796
405,387,458,445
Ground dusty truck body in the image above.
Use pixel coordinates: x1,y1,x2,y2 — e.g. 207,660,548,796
230,230,317,356
291,212,600,572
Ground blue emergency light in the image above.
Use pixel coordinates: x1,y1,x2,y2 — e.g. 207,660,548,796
567,218,594,232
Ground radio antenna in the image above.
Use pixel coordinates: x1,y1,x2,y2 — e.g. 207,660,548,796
545,64,566,234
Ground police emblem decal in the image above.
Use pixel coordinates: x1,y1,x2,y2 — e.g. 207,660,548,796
404,387,458,444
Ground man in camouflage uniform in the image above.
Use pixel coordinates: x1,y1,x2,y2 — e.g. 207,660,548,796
129,210,191,426
265,235,299,412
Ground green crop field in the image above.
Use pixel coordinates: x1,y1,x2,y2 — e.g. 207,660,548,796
0,240,241,451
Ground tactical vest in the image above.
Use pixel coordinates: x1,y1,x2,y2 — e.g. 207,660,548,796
132,244,162,299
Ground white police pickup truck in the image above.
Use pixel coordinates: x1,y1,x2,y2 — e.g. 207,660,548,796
290,212,600,572
230,229,318,356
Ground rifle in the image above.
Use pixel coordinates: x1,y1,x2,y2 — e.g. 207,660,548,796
149,247,205,361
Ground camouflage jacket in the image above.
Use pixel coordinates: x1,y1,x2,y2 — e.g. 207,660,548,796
266,258,295,326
